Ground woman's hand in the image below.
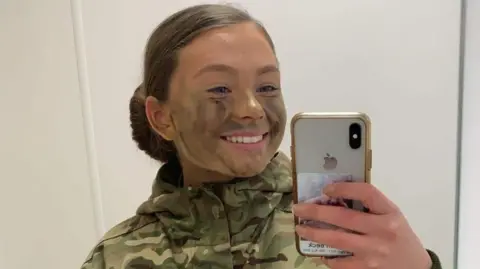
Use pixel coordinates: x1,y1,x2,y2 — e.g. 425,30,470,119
292,182,433,269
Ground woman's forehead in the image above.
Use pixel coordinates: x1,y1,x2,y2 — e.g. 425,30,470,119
177,22,277,75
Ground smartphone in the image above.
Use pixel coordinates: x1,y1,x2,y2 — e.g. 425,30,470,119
290,112,372,258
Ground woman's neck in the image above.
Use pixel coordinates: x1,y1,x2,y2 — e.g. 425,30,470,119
180,159,233,187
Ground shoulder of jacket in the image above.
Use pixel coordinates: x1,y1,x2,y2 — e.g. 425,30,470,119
81,214,160,268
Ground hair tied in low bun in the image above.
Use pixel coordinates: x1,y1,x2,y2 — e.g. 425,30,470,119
134,83,146,100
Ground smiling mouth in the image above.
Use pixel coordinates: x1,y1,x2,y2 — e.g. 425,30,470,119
220,132,269,144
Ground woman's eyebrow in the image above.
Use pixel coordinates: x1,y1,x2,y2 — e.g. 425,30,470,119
193,64,279,78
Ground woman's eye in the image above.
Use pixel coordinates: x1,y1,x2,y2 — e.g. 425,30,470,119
207,86,231,95
257,85,279,93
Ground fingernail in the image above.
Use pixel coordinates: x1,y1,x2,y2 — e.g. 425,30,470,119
295,225,307,236
292,204,306,215
292,204,299,214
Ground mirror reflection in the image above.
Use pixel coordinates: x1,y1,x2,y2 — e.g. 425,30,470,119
1,1,461,269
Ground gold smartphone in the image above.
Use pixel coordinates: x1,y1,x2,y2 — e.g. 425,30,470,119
290,112,372,257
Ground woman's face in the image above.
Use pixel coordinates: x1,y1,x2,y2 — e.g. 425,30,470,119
164,22,286,178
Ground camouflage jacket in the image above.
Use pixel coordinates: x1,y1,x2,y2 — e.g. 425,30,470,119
81,152,442,269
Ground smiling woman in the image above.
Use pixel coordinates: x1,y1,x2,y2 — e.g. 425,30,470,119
81,4,442,269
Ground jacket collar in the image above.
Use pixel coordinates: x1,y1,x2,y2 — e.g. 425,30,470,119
136,151,293,239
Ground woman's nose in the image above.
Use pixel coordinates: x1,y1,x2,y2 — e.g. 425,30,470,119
230,91,265,121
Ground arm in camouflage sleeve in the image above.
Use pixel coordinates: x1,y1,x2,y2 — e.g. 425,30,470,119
427,249,442,269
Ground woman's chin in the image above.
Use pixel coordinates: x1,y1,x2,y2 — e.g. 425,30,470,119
222,160,270,178
204,147,277,179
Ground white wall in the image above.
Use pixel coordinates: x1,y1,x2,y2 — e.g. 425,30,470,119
0,0,467,269
0,0,98,268
458,0,479,268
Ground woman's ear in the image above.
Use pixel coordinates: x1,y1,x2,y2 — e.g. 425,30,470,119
145,96,175,141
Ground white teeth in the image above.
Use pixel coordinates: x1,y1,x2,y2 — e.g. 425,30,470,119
225,135,263,144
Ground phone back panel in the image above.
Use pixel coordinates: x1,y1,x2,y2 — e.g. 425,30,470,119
290,112,371,257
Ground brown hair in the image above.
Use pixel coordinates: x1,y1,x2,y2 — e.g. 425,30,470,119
129,4,276,162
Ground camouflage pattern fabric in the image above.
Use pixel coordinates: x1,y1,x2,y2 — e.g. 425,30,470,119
81,152,329,268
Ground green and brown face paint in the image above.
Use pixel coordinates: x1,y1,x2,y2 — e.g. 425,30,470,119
169,86,286,181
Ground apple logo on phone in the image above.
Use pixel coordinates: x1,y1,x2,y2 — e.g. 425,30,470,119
323,153,338,170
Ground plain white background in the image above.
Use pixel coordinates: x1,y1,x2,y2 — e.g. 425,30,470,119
0,1,98,268
0,0,475,268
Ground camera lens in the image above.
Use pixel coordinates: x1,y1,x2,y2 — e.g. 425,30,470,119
349,123,362,149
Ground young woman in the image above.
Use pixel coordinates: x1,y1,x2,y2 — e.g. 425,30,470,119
81,4,442,269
